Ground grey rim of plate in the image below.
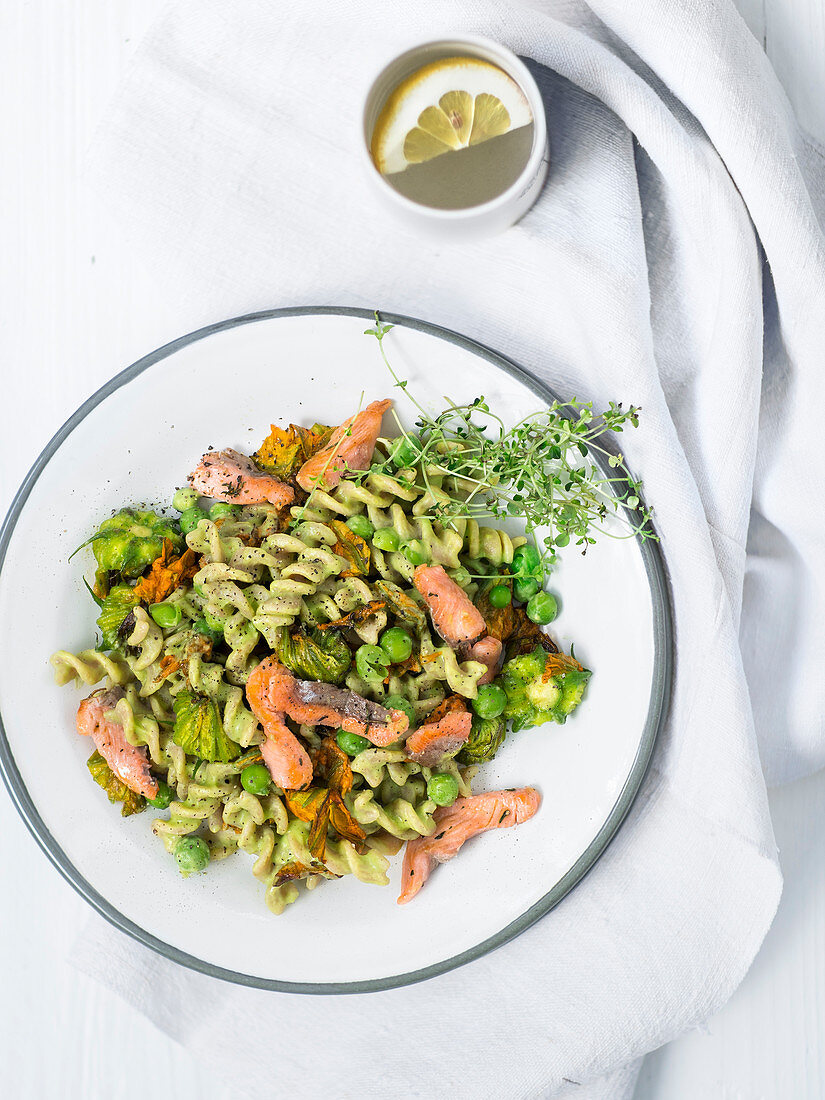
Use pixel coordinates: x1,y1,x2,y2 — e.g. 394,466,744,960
0,306,673,995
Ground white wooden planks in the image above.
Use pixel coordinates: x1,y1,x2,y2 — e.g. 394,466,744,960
0,4,230,1099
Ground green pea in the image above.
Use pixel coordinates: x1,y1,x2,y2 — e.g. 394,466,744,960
383,694,416,729
172,487,200,512
175,836,210,874
180,506,208,535
149,602,182,630
372,528,400,552
193,618,223,645
209,502,240,520
471,683,508,719
488,584,512,608
147,779,173,809
512,544,541,574
241,763,271,796
401,539,429,567
346,514,374,541
379,626,413,664
527,591,558,625
389,436,420,469
513,575,541,603
337,729,371,756
355,643,390,683
427,773,459,807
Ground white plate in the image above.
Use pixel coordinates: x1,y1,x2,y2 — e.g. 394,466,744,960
0,308,670,992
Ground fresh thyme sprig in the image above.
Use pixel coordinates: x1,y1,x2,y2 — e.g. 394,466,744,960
362,314,655,566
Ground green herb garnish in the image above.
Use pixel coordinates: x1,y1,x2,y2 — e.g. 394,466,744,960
364,314,655,566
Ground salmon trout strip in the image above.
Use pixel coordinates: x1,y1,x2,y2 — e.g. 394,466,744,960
413,564,487,650
404,710,472,767
297,399,391,492
76,688,158,799
246,658,409,748
398,788,541,903
188,449,295,508
247,661,313,790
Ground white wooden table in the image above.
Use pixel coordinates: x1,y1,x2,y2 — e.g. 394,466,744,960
1,3,823,1097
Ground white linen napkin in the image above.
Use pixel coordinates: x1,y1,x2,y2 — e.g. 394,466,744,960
76,0,825,1096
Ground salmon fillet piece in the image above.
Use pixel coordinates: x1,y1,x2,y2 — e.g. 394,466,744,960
296,399,392,492
404,709,472,767
467,635,503,685
188,449,295,508
413,564,487,650
246,657,409,749
246,662,313,790
76,689,159,799
398,788,541,904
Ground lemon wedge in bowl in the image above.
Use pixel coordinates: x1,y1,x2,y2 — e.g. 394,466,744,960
371,56,533,176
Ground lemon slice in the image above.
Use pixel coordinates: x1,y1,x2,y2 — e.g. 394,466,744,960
371,57,532,176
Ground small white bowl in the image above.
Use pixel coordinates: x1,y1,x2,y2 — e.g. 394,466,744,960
360,35,549,241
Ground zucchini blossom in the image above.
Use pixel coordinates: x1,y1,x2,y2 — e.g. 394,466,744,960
276,626,352,685
501,645,591,731
90,509,182,585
